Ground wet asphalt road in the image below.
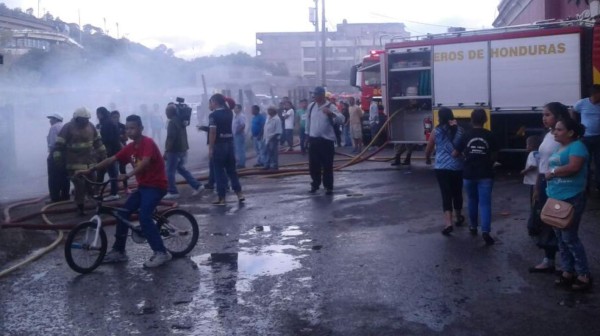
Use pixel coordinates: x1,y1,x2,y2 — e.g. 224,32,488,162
1,156,600,336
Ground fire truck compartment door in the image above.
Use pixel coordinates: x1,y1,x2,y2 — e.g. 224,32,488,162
490,33,581,110
433,42,489,107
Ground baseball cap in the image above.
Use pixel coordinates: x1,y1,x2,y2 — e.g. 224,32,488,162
46,113,63,122
73,107,91,119
313,86,326,96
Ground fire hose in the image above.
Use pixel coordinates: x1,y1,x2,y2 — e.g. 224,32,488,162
0,109,402,277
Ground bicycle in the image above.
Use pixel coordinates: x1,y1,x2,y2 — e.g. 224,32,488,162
64,176,199,274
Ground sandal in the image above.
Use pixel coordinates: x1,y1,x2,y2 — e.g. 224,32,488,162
442,225,454,236
454,215,465,227
555,273,575,288
572,277,593,292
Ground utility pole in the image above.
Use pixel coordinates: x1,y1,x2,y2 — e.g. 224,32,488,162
116,22,119,39
313,0,320,86
321,0,327,87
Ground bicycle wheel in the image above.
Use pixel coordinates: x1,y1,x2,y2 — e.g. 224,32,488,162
64,221,107,274
157,209,199,257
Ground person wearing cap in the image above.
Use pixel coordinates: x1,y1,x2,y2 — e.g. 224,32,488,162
53,107,107,216
46,113,70,203
305,86,345,195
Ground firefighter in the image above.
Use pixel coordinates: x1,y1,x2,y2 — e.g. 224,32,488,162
53,107,107,216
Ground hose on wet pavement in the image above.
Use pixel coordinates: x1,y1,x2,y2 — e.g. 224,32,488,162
0,109,402,277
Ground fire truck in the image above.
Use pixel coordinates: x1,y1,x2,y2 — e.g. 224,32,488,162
355,19,600,161
351,49,385,112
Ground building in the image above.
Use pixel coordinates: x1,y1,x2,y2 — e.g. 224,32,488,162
256,21,409,81
493,0,590,27
0,6,81,58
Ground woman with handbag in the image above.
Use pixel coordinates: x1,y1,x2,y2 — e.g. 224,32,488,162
545,117,592,291
529,102,569,273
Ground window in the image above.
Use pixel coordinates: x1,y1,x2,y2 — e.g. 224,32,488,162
303,47,316,58
304,61,316,72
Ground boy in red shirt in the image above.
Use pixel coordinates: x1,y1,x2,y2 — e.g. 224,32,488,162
76,115,171,268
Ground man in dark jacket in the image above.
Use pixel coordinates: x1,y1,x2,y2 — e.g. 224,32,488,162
96,107,122,201
164,103,203,199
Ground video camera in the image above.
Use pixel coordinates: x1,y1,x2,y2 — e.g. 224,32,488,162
175,97,192,126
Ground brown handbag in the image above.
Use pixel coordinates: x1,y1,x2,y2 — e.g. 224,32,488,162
540,198,574,229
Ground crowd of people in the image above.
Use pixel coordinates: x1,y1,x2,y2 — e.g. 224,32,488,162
423,85,599,292
44,85,598,284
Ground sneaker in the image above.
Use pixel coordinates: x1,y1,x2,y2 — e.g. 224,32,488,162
236,192,245,202
325,189,333,195
102,249,128,263
390,161,400,166
191,185,204,196
309,187,319,194
212,198,226,206
163,193,180,200
143,251,172,268
482,232,495,245
104,194,121,202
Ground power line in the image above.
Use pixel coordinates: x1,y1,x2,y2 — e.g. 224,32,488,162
369,12,480,30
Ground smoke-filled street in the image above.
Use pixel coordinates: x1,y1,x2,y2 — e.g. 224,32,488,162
1,155,599,335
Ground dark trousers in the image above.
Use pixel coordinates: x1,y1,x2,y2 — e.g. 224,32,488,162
96,161,119,195
213,142,242,198
118,161,128,188
47,156,70,202
582,135,600,189
308,137,335,190
434,169,463,212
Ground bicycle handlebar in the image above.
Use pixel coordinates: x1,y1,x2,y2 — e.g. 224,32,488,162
72,175,120,202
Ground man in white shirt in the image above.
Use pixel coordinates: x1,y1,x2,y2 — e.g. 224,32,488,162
232,104,247,168
46,113,70,203
282,101,295,151
305,87,345,195
263,106,283,170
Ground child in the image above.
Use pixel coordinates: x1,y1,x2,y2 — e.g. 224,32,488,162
521,135,542,236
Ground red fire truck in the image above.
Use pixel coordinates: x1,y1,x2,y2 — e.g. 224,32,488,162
351,49,384,112
363,19,600,162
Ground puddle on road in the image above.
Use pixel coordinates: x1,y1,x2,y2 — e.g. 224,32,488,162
281,225,303,236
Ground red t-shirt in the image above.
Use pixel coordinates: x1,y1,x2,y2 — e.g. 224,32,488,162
115,136,167,190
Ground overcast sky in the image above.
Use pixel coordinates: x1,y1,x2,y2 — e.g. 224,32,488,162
5,0,501,59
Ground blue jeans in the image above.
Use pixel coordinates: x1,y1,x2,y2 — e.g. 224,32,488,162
264,136,279,169
342,125,352,146
113,187,167,253
299,127,307,153
165,152,200,194
283,129,293,148
253,136,266,165
464,178,493,233
554,193,590,276
213,142,242,198
234,134,246,167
